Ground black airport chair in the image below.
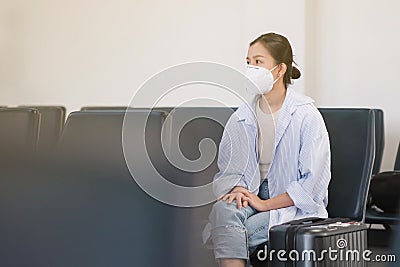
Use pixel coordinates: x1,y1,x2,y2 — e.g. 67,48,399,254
395,143,400,171
365,109,385,210
19,106,66,151
319,108,375,221
372,109,385,175
251,108,376,266
159,107,236,267
0,108,40,165
75,107,236,266
366,141,400,231
0,110,175,267
80,105,130,111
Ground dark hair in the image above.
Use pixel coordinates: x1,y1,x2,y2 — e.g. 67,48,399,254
250,32,301,88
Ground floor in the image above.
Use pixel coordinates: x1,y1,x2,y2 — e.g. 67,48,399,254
366,224,398,267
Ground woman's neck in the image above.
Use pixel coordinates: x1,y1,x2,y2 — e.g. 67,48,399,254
259,83,286,114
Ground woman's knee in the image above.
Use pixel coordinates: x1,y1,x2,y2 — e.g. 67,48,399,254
244,212,270,248
212,200,238,217
210,200,246,226
213,199,235,211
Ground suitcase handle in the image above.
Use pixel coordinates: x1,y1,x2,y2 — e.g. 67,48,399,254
285,217,351,226
285,217,325,225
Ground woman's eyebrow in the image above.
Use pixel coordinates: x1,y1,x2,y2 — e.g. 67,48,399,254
246,55,265,60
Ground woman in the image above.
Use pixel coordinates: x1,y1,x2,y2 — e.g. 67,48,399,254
202,33,331,267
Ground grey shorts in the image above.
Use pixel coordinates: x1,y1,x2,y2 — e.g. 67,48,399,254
202,179,270,260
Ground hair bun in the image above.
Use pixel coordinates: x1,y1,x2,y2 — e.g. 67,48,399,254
291,66,301,79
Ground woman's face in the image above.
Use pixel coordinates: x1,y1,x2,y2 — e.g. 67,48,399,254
246,42,277,71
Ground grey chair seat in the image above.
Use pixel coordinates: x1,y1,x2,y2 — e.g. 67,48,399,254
366,207,400,224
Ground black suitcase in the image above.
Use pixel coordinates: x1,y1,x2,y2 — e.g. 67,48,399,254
261,217,368,267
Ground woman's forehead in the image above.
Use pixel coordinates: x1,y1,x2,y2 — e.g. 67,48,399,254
247,42,272,58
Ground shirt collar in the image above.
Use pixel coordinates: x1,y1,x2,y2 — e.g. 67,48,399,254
235,87,314,126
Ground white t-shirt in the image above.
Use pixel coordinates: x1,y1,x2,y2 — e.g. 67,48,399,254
256,97,280,181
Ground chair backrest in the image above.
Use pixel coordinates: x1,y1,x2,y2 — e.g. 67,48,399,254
58,108,229,267
80,106,129,111
372,109,384,175
395,142,400,171
157,107,234,267
319,108,375,222
159,107,234,186
0,108,40,157
58,110,166,169
0,110,175,267
19,106,66,151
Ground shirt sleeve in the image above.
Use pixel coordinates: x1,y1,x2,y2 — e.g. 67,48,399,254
212,113,257,198
286,111,331,214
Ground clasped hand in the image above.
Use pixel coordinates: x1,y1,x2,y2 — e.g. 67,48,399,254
219,186,268,212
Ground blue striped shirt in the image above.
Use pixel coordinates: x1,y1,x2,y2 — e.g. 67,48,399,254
212,87,331,229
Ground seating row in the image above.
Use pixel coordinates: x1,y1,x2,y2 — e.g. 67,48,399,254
0,105,395,266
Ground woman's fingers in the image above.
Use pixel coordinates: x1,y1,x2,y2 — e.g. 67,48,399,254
243,196,253,205
227,193,237,204
236,195,242,209
236,194,245,209
232,187,249,194
220,192,250,209
237,189,253,197
232,188,244,194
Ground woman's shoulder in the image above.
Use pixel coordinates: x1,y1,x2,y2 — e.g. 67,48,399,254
221,105,248,132
287,88,317,115
290,91,326,132
295,102,321,119
231,100,256,124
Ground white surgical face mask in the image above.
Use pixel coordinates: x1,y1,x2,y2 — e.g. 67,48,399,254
245,64,279,95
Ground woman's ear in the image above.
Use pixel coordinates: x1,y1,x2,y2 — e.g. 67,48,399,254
277,63,287,78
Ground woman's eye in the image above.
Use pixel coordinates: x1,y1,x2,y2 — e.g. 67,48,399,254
246,61,250,65
255,59,262,64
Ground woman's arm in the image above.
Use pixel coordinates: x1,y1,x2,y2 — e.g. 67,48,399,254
231,188,294,211
285,111,331,214
264,192,294,210
212,112,257,198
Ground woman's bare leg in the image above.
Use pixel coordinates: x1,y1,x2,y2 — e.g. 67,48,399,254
219,258,246,267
